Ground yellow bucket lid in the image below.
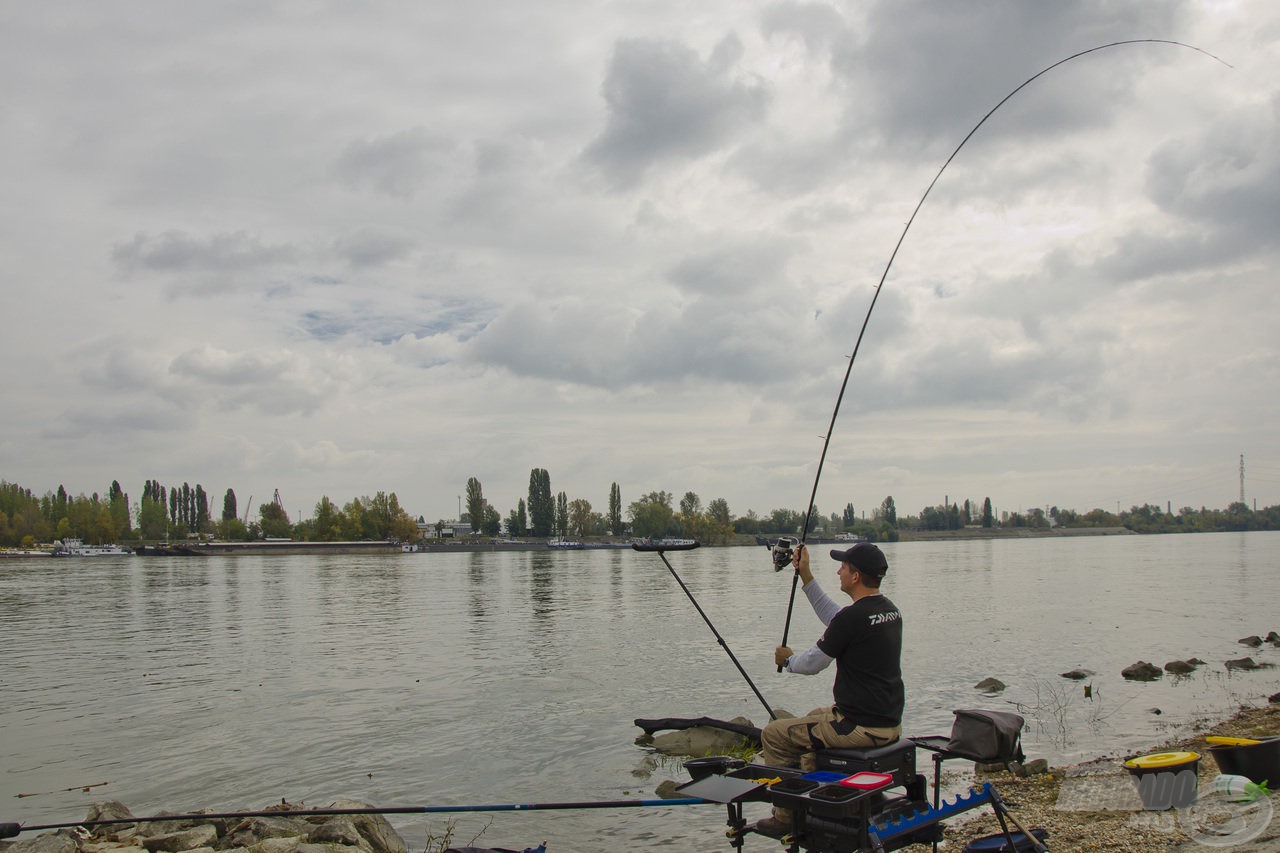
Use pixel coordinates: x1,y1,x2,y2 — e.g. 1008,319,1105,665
1124,751,1199,769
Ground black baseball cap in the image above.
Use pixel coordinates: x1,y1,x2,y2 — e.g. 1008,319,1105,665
829,542,888,577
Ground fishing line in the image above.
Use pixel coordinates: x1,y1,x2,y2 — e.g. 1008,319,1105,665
634,542,778,720
777,39,1231,665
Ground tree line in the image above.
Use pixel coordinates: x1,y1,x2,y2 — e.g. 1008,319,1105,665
4,474,1279,549
457,472,1280,543
0,479,418,547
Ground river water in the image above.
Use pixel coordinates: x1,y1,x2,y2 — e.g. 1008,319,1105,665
3,533,1278,851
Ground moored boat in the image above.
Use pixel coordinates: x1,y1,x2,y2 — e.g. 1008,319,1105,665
50,538,131,557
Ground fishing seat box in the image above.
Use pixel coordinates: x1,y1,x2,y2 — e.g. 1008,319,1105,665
816,739,915,782
815,739,924,800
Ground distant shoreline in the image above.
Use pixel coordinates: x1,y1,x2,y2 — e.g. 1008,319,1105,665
894,525,1135,542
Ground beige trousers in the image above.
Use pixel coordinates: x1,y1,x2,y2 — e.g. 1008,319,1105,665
759,706,901,824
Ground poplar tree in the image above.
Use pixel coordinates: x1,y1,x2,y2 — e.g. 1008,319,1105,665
465,477,485,533
527,469,554,537
608,482,623,535
555,491,568,537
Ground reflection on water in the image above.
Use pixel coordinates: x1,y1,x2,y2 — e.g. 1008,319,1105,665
2,533,1279,851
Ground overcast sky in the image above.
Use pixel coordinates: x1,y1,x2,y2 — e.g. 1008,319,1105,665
3,1,1278,525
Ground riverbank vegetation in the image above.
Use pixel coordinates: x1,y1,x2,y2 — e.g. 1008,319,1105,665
2,473,1278,548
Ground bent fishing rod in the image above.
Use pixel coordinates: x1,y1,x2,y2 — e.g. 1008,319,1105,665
634,541,778,720
2,797,709,839
776,38,1230,668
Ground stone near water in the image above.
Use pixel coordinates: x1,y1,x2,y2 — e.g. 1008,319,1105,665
1121,661,1162,681
1060,668,1094,680
324,799,406,853
649,716,756,756
2,835,81,853
306,819,368,850
1164,660,1197,675
654,779,683,799
1012,758,1049,777
1226,656,1258,671
1238,635,1264,647
86,801,136,826
139,825,218,853
15,800,414,853
220,817,312,849
974,677,1006,693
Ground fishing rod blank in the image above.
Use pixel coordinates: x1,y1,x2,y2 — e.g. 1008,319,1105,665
776,38,1230,666
2,798,709,838
632,542,778,721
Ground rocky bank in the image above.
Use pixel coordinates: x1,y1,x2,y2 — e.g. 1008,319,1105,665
1,799,408,853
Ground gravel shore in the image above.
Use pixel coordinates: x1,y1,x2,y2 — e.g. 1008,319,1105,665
941,702,1280,851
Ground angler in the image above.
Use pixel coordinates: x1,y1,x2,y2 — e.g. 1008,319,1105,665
753,543,904,839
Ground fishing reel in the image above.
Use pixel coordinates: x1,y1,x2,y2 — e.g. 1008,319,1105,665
769,537,798,572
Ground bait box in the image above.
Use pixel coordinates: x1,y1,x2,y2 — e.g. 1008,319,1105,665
767,779,882,819
839,771,894,790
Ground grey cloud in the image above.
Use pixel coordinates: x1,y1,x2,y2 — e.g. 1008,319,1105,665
583,35,770,188
1144,102,1280,244
43,403,194,441
334,129,455,199
168,346,324,416
666,237,800,297
760,1,851,55
334,227,417,268
1082,101,1280,284
112,230,297,273
466,296,802,388
830,1,1188,153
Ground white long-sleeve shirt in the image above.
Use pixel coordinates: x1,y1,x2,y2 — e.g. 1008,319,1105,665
784,580,842,674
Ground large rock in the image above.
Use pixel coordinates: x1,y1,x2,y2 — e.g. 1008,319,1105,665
1060,669,1094,681
1226,657,1259,671
321,800,405,853
649,717,756,757
654,780,683,799
974,677,1006,694
219,817,311,850
1121,661,1162,681
306,819,367,851
86,801,136,826
1238,635,1264,647
3,834,79,853
140,825,219,853
243,838,307,853
1164,660,1198,675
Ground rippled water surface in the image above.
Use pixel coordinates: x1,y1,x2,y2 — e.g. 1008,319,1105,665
3,533,1278,850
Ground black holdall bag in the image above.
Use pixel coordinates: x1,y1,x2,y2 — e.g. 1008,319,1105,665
945,709,1026,763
